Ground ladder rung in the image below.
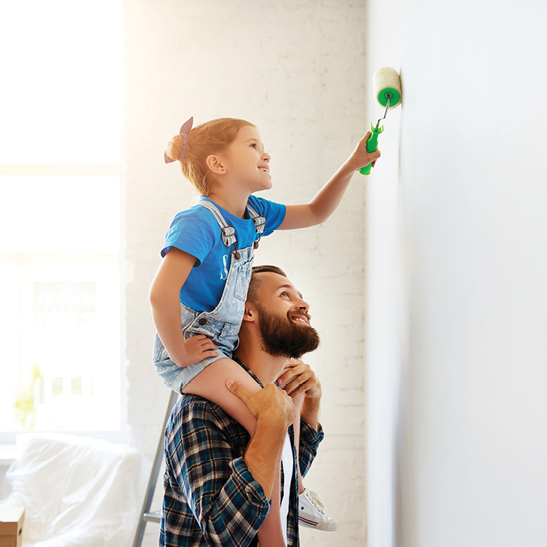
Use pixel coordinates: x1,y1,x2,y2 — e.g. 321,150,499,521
143,510,161,523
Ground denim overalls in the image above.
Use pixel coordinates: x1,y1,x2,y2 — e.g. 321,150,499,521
153,200,266,393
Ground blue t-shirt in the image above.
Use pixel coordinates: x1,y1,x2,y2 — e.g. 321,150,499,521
162,195,286,312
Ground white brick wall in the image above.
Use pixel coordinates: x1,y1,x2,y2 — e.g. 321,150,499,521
123,1,368,545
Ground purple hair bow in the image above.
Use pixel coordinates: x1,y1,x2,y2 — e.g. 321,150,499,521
164,117,194,163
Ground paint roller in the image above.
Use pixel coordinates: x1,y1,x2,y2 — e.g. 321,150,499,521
360,67,402,175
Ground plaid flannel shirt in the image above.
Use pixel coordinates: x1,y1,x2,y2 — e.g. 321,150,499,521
159,364,324,547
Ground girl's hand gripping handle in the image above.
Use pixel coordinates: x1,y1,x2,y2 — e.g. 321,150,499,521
359,123,384,176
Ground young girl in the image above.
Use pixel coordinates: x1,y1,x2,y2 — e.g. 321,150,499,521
150,116,380,545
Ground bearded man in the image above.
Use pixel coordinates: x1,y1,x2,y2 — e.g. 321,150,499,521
159,265,328,547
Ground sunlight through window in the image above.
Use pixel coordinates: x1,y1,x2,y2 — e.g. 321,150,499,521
0,0,122,438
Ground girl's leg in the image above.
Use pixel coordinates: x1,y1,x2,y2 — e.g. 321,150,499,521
182,358,258,429
183,358,286,546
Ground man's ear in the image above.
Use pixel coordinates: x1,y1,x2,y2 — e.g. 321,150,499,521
242,302,257,322
206,154,226,175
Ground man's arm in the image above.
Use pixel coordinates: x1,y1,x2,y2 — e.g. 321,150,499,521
276,359,325,477
165,400,269,547
227,380,295,500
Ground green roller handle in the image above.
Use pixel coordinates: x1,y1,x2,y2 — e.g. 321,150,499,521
359,123,384,176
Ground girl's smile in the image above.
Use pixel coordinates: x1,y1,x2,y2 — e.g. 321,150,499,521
215,125,272,192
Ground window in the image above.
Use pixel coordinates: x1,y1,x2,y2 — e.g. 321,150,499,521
0,1,122,439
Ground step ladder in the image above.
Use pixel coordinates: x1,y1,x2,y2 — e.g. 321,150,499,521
132,388,179,547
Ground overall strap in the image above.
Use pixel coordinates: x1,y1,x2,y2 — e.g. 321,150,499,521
195,200,268,256
195,200,240,258
246,204,266,249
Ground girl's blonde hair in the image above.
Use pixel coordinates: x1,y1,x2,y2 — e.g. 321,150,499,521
164,117,255,195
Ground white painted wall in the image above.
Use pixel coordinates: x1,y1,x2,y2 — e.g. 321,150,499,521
363,2,404,547
366,1,547,546
123,1,370,545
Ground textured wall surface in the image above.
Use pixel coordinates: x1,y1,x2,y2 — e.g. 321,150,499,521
123,1,369,545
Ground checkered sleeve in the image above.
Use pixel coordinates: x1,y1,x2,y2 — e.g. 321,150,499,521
165,398,270,546
298,419,324,479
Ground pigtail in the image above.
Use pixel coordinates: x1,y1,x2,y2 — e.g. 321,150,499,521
164,134,189,164
164,117,193,164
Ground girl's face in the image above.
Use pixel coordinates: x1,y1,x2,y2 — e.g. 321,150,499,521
216,125,272,193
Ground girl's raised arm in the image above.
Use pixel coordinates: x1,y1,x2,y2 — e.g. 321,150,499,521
279,130,381,230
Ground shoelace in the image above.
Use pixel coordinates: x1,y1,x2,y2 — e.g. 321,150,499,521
301,492,326,515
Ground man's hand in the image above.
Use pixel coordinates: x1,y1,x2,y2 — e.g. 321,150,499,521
276,359,322,430
276,359,322,401
227,381,294,429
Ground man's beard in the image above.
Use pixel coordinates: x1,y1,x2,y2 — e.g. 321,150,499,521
255,305,320,359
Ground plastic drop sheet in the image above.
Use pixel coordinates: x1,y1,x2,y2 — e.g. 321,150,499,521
0,433,150,547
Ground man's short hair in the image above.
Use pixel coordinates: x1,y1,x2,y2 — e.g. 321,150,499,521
247,265,287,304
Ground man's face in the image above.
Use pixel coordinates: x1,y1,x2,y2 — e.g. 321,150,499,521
253,272,320,358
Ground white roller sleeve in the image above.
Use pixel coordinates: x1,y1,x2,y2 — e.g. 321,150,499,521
373,67,402,108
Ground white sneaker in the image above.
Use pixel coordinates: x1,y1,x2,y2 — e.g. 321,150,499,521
298,489,338,531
